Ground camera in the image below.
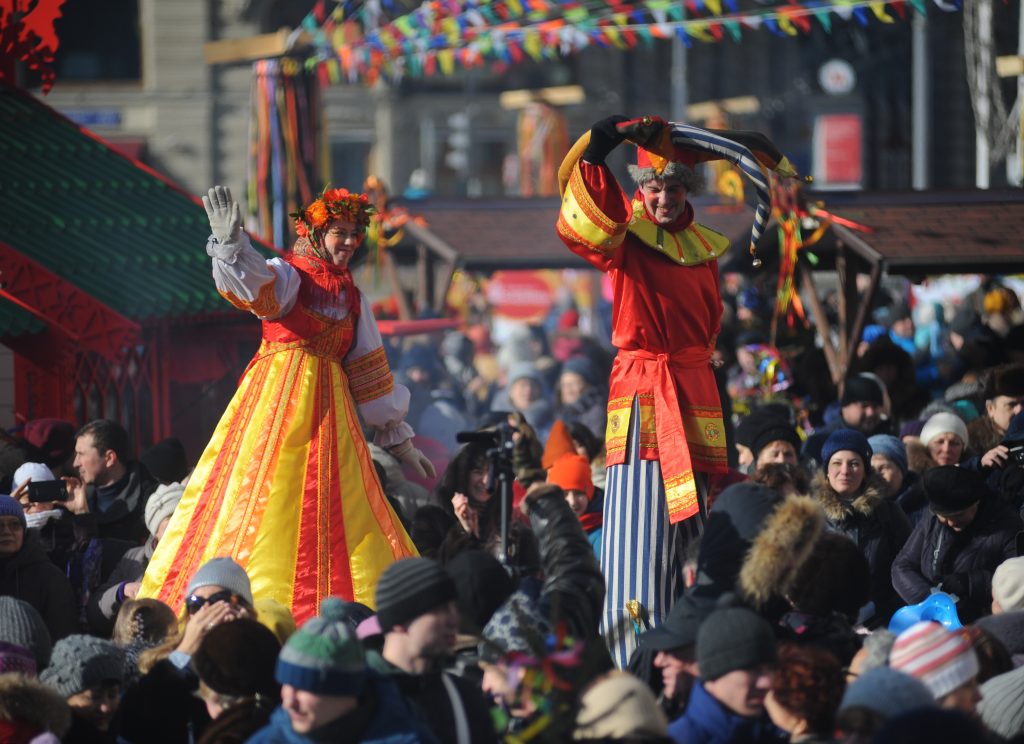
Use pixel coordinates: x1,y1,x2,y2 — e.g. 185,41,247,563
27,480,69,503
1008,444,1024,466
456,416,518,565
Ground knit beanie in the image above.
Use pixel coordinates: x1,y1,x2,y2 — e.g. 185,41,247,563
992,556,1024,611
868,435,908,476
838,667,936,719
143,482,184,537
0,597,52,669
193,618,281,698
185,557,253,607
696,607,777,681
0,494,26,530
40,635,125,697
978,666,1024,739
0,641,38,676
919,412,969,449
375,558,457,632
275,597,367,696
921,466,987,514
574,672,669,740
547,453,594,499
890,621,979,699
11,462,55,491
841,375,884,406
820,429,873,469
562,355,598,386
542,419,576,469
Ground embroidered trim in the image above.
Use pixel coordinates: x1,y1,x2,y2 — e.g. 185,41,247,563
218,277,280,317
627,200,731,266
557,163,628,255
343,347,394,404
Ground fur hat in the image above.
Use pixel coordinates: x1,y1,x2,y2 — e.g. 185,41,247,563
739,495,825,611
193,618,281,699
143,482,184,537
574,672,669,740
890,622,979,699
993,557,1024,611
784,532,871,621
0,673,72,739
919,412,969,449
986,364,1024,400
751,421,802,462
921,466,988,515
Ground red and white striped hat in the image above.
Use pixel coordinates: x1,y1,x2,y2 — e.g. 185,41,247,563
890,621,979,699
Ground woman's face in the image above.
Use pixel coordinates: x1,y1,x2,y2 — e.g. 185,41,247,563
871,454,904,496
827,451,865,497
468,463,490,503
322,219,363,267
509,378,540,411
558,372,587,406
928,433,964,466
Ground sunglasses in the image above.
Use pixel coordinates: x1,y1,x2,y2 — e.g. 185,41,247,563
185,589,242,615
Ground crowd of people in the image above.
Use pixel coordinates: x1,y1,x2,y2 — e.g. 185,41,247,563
1,272,1023,742
0,117,1023,742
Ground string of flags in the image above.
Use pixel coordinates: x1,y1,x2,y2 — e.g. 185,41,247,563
290,0,963,85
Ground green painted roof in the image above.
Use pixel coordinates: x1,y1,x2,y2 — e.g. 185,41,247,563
0,86,278,332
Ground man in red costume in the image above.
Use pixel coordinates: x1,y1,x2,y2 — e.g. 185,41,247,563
556,115,733,667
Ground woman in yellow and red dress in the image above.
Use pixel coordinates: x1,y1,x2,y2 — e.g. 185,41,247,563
138,186,435,624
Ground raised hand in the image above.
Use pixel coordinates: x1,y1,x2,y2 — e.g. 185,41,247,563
202,185,242,244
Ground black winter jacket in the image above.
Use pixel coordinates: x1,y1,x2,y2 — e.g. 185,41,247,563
891,496,1022,622
812,473,911,627
0,533,78,641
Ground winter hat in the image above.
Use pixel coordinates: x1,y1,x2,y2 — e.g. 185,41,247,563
446,550,515,634
868,435,908,476
481,590,550,661
750,420,801,461
375,557,457,632
978,666,1024,739
275,597,367,696
987,364,1024,399
11,462,55,490
562,356,598,386
733,405,793,449
542,419,576,469
507,361,544,390
40,635,125,697
0,598,52,669
185,557,253,607
0,673,72,741
696,607,777,681
547,453,594,499
193,618,281,698
574,671,669,740
838,667,936,718
0,641,37,675
139,438,189,484
143,482,184,536
890,622,979,699
919,413,969,449
0,494,26,530
820,429,873,470
899,419,926,439
696,482,784,591
921,466,988,515
992,556,1024,611
974,610,1024,658
841,375,884,406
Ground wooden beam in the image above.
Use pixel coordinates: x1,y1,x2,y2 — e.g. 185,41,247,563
381,251,413,321
434,260,457,314
845,260,882,373
403,220,460,264
204,29,310,65
415,244,429,312
800,267,841,385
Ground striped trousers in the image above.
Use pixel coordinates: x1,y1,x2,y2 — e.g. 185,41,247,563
600,395,706,668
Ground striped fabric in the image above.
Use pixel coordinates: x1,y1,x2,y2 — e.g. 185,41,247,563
890,621,979,698
667,123,773,253
600,395,705,668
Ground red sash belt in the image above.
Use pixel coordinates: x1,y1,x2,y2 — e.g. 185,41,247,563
619,346,711,524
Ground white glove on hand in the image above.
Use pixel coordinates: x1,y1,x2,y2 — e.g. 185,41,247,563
202,185,242,245
390,439,437,480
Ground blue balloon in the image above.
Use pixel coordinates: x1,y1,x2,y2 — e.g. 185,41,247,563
888,592,963,635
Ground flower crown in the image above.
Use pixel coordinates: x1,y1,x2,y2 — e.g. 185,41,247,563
290,187,375,239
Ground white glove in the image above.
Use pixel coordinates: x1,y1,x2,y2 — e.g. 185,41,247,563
202,185,242,245
390,439,437,480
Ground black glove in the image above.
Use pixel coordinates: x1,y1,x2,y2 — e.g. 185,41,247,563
941,573,968,598
581,114,630,165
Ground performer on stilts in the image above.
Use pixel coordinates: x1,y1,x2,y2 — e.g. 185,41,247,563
556,115,798,667
138,186,435,624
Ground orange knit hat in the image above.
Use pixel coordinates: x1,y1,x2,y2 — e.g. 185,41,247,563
542,419,576,469
547,453,594,500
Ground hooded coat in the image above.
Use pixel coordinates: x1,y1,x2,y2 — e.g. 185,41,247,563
0,672,71,742
0,533,78,641
891,496,1022,623
811,472,911,627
